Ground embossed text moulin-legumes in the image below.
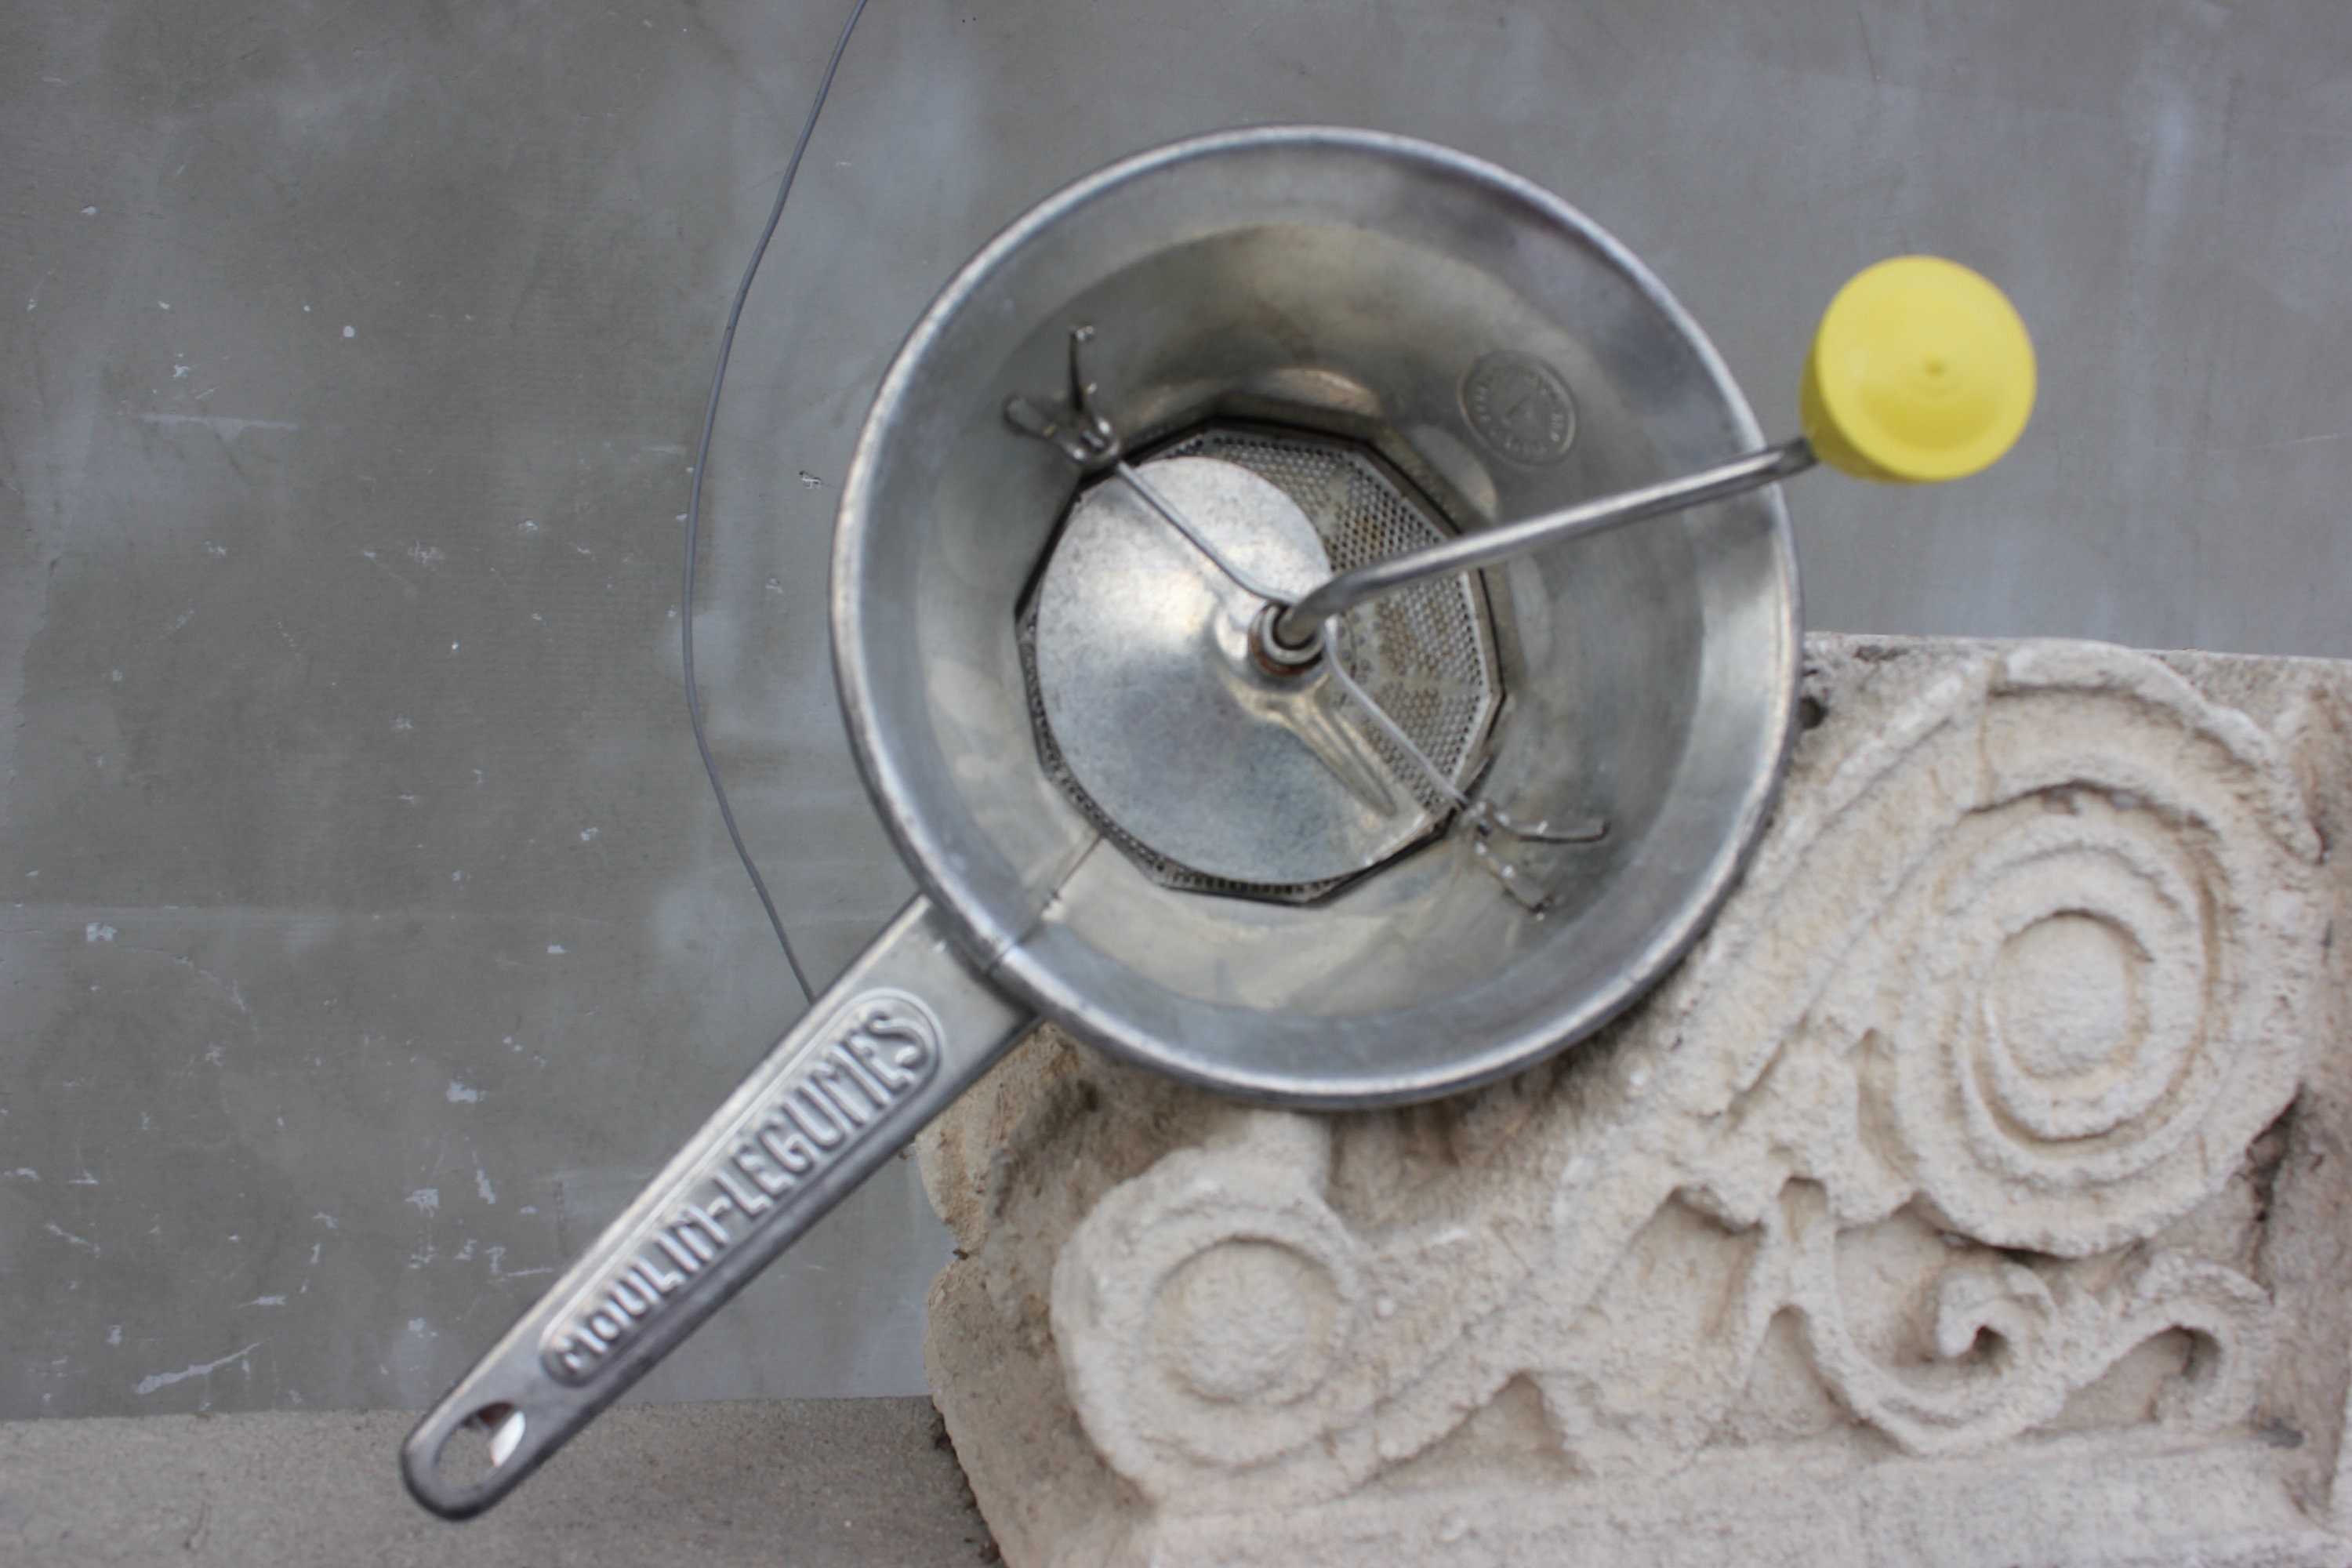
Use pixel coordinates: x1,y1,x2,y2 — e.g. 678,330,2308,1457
539,991,942,1382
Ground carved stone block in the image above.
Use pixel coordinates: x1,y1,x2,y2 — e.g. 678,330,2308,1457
918,636,2352,1567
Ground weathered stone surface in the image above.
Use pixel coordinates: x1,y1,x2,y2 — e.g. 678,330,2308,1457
919,634,2352,1567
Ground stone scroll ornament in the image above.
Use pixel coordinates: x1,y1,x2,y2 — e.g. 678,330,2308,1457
1040,641,2325,1512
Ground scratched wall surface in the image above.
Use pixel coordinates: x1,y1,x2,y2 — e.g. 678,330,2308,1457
5,0,2351,1421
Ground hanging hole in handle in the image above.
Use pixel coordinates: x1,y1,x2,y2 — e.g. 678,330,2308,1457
435,1403,525,1490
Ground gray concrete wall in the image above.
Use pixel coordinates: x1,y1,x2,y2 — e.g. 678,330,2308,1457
5,0,2349,1421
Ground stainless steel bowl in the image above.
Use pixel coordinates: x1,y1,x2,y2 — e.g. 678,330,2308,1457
839,124,1798,1105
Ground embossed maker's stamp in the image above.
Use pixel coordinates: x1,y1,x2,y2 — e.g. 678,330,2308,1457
540,989,942,1382
1461,350,1577,465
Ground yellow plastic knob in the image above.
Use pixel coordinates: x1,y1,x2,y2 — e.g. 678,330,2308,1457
1799,256,2035,483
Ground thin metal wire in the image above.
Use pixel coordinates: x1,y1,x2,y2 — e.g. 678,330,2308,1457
681,0,873,1005
1322,621,1605,845
1111,459,1300,605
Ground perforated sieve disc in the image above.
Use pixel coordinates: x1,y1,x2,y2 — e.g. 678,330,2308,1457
1027,452,1499,895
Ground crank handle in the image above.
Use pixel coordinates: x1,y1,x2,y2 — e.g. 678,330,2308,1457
1271,440,1817,648
1272,254,2036,650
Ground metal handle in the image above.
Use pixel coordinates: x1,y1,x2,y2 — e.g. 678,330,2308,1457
1269,437,1817,648
400,898,1033,1519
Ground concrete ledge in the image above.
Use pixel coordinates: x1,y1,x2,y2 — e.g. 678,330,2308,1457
0,1397,997,1567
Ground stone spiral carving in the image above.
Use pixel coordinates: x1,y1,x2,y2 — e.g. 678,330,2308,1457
929,639,2345,1563
1793,1236,2274,1456
1053,1115,1370,1486
1861,650,2315,1257
1629,644,2321,1457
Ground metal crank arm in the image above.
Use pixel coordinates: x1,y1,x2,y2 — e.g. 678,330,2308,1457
401,898,1033,1519
1269,437,1818,650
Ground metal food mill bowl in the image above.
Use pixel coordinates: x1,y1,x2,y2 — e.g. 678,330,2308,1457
834,125,1798,1107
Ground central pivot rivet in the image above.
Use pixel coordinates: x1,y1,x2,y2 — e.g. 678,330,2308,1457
1250,603,1324,679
